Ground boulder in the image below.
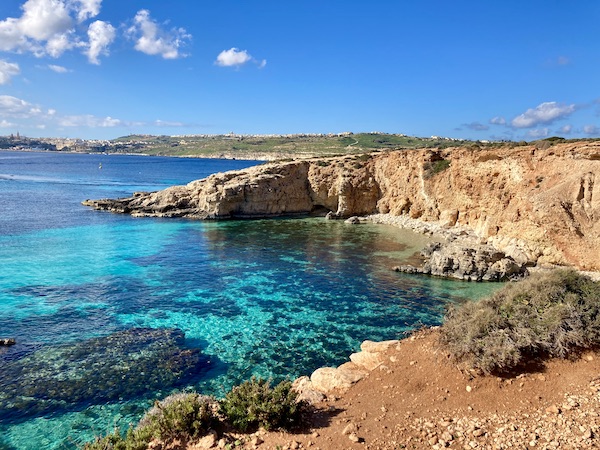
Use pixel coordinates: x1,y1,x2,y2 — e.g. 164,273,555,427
396,241,528,281
310,367,360,393
350,351,385,371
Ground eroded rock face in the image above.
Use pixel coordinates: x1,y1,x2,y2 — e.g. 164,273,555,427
84,143,600,271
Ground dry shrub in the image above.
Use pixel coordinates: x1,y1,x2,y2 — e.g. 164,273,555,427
439,270,600,374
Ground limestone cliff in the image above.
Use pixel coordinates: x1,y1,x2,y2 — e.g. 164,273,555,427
83,141,600,271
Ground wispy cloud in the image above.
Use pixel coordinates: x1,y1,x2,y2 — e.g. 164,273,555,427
511,102,576,128
489,116,506,125
58,114,122,128
583,125,600,135
0,94,192,132
0,60,20,84
462,122,489,131
127,9,191,59
153,119,185,127
215,47,266,68
0,119,17,128
525,128,550,139
558,124,572,135
48,64,70,73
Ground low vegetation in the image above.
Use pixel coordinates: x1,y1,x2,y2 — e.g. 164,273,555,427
423,158,451,178
220,378,304,432
82,379,306,449
439,270,600,374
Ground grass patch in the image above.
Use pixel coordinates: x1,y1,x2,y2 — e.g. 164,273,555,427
439,270,600,374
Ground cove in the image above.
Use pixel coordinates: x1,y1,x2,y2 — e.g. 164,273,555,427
0,151,499,449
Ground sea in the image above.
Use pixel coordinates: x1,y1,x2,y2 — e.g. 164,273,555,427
0,150,499,449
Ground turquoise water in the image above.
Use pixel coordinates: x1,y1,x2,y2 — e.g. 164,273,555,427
0,151,499,449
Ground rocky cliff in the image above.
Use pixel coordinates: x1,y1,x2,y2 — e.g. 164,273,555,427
83,141,600,272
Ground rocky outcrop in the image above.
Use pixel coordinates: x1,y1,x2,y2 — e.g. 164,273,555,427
84,142,600,272
293,339,399,403
394,241,528,281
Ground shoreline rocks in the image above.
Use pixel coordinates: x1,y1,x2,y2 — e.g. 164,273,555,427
293,339,400,404
394,241,528,281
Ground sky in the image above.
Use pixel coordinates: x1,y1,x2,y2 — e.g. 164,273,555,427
0,0,598,141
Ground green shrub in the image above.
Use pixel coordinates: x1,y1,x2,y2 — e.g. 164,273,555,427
136,393,216,442
423,159,450,178
220,378,305,432
439,270,600,374
82,429,127,450
82,393,216,450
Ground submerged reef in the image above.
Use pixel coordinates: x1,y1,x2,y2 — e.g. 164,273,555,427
0,328,208,422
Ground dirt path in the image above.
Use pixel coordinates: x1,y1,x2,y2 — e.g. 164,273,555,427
214,329,600,450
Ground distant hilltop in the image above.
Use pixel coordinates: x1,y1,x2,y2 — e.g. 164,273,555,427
2,132,597,161
0,132,483,160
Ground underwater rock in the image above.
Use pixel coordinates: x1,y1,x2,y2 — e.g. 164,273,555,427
0,328,208,421
0,338,15,346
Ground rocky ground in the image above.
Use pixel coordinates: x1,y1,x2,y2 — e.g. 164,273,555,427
191,328,600,450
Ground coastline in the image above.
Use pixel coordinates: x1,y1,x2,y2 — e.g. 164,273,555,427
365,213,600,282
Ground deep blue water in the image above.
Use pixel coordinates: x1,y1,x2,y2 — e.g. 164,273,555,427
0,151,499,449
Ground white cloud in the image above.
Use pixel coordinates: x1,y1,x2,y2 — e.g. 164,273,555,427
0,60,20,84
216,48,252,67
583,125,600,135
45,31,76,57
48,64,69,73
0,95,47,121
489,116,506,125
0,0,79,57
19,0,73,42
72,0,101,22
128,9,190,59
511,102,576,128
215,48,267,68
85,20,115,64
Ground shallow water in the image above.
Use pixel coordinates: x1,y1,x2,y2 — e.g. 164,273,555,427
0,151,499,449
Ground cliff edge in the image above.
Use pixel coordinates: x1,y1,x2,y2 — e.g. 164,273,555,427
83,141,600,272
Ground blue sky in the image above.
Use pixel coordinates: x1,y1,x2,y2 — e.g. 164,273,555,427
0,0,598,141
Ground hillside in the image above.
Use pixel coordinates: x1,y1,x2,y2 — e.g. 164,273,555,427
107,133,473,160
